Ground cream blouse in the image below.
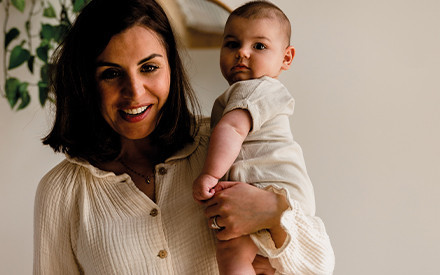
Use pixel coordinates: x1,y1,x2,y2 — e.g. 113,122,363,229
34,118,335,274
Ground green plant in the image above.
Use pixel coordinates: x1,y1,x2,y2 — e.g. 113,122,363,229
1,0,90,110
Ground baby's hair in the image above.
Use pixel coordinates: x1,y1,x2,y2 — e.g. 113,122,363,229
227,0,291,46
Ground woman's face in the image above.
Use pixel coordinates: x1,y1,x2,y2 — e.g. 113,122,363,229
95,25,170,140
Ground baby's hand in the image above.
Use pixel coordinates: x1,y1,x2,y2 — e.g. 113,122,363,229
192,173,219,203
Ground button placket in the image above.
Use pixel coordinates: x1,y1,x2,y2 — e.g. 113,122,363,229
155,165,170,204
158,167,167,175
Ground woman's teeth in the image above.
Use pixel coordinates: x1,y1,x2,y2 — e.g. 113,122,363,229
123,106,148,115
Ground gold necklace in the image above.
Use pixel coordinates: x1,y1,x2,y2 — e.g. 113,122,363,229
119,159,153,184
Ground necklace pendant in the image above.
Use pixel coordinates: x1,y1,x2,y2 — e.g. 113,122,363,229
120,159,153,185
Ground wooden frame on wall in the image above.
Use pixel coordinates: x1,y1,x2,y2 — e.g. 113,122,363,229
157,0,232,48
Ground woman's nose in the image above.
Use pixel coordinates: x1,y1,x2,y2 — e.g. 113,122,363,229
123,75,144,98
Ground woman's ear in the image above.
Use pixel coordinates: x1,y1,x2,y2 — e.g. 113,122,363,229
281,46,295,70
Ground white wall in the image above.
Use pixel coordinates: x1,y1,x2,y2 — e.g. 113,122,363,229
0,3,65,274
1,0,439,274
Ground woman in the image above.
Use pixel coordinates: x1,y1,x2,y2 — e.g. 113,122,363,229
34,0,335,274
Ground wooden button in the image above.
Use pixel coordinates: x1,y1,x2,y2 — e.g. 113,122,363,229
158,250,168,259
150,208,158,217
158,167,167,175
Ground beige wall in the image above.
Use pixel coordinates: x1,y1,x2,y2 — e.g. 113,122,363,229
1,0,439,274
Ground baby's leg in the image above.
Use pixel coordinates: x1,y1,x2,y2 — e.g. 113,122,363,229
216,235,258,275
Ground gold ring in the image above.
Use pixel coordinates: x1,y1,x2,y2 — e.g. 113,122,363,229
211,216,221,230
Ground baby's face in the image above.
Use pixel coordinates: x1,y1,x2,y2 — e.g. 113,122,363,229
220,16,292,85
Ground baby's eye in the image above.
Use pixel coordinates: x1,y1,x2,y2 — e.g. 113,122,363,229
141,64,159,73
254,43,267,50
100,68,121,80
223,41,239,49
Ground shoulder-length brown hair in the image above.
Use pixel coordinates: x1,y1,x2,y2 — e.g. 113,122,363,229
43,0,200,163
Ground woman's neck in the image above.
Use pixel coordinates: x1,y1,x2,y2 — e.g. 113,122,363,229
119,137,160,164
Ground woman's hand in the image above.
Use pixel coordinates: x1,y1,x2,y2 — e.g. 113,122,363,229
203,181,288,241
253,255,276,275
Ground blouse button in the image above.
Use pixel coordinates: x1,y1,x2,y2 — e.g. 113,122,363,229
150,208,158,217
158,250,168,259
158,167,167,175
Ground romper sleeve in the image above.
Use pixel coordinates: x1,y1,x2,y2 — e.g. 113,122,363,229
34,160,81,275
220,76,294,133
250,186,335,275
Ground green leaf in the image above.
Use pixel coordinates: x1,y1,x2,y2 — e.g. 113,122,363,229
11,0,25,12
5,78,20,108
39,38,50,47
40,64,49,83
40,23,67,43
38,81,49,106
5,28,20,49
36,45,49,62
27,55,35,73
8,45,31,70
55,23,70,44
17,82,30,110
54,24,69,43
73,0,86,12
43,3,56,18
40,24,55,40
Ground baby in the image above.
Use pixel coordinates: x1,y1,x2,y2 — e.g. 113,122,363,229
193,1,315,274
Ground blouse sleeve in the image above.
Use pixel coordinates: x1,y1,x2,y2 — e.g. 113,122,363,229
34,160,81,275
250,186,335,275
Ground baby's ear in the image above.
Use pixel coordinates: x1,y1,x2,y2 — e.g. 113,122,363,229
281,46,295,70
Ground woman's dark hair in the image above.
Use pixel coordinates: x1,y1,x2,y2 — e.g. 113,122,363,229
43,0,200,163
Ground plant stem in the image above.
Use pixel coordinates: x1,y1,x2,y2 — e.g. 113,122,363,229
26,0,37,53
1,0,10,97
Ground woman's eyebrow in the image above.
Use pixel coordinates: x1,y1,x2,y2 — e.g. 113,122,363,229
96,53,163,67
137,53,163,65
96,61,120,68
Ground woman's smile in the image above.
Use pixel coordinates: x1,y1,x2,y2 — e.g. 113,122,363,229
119,105,151,122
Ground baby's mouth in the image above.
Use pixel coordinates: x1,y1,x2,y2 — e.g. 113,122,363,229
233,64,248,70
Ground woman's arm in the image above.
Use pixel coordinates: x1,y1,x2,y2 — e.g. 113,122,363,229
204,181,335,274
34,162,80,275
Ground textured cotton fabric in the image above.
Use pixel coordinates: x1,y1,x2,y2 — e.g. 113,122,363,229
34,118,335,274
211,77,316,216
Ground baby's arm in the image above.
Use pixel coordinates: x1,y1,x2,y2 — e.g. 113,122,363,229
193,109,252,202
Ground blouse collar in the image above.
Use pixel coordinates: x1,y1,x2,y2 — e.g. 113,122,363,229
66,117,210,178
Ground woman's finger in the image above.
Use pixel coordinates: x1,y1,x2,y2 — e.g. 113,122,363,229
252,255,275,275
213,181,239,192
204,199,220,218
207,181,283,240
203,181,238,218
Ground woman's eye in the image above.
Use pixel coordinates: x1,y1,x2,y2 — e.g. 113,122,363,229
254,43,267,50
100,69,121,80
141,64,158,73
